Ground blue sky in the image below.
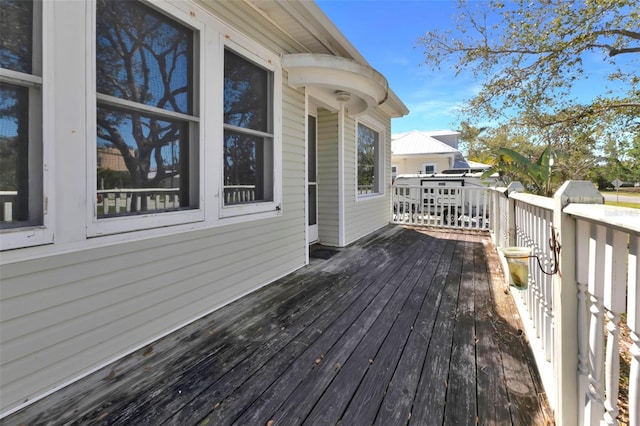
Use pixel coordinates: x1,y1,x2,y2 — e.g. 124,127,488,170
316,0,635,137
317,0,478,135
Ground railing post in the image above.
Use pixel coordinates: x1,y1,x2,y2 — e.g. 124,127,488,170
506,182,524,247
553,181,603,426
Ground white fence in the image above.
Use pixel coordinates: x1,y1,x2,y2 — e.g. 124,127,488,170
487,181,639,426
97,188,181,216
0,191,18,222
391,184,491,230
224,185,256,204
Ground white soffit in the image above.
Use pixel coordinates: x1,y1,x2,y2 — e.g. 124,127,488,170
282,53,389,116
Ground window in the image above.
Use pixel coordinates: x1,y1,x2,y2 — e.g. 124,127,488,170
422,163,436,174
95,0,198,220
0,0,49,249
223,49,274,207
357,122,381,196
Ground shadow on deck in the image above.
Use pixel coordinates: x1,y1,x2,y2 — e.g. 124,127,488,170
4,225,553,425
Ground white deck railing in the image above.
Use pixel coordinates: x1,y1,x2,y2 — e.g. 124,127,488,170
224,185,256,204
0,191,18,222
391,184,491,230
486,181,639,426
97,188,180,216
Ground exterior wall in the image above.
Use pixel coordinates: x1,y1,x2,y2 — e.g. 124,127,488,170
317,109,340,246
0,1,308,414
344,109,392,246
393,155,452,175
0,0,404,415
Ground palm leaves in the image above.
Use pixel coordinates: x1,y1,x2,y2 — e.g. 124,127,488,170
484,145,564,196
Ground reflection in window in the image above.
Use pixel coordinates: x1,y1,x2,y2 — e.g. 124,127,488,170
223,49,273,205
0,0,33,73
357,123,380,195
96,0,197,218
0,0,42,229
0,84,29,224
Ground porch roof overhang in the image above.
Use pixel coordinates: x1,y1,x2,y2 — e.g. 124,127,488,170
282,53,390,116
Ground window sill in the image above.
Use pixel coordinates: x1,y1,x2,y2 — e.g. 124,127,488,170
87,208,205,237
219,200,281,219
1,226,54,251
356,193,385,202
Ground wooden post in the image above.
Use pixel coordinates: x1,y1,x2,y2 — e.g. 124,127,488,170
553,181,603,426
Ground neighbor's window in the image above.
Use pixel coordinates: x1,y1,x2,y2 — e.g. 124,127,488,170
422,163,436,174
223,49,274,206
95,0,198,218
0,0,43,229
357,122,381,196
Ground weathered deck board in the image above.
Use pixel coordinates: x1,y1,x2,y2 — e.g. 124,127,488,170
3,225,552,426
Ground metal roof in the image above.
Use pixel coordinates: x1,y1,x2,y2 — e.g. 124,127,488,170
391,131,460,156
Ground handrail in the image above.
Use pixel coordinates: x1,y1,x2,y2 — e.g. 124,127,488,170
487,182,639,426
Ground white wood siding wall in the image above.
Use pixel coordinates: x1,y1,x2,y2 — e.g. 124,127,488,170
344,110,392,245
317,109,340,246
0,2,307,414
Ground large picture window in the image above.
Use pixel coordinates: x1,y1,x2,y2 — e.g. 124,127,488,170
95,0,198,219
0,0,43,231
357,122,381,196
223,49,274,206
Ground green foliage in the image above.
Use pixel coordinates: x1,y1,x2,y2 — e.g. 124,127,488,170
420,0,640,126
428,0,639,190
96,168,133,190
484,145,563,196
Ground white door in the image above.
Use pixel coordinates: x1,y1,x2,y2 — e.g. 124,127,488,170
308,114,318,243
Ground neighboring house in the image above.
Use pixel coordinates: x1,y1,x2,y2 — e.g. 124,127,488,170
0,0,408,416
391,130,468,177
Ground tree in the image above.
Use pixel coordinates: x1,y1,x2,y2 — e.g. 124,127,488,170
458,121,536,164
484,145,563,196
419,0,640,128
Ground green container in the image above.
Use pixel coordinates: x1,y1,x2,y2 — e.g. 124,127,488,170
501,247,532,289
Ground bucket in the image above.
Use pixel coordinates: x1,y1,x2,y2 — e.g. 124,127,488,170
501,247,532,289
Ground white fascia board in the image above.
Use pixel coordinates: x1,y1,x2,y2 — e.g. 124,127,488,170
282,53,388,116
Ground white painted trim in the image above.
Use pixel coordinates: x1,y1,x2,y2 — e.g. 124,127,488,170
86,0,207,237
96,93,200,123
0,0,55,251
422,162,437,174
217,36,283,220
0,69,43,86
304,93,310,264
355,115,386,200
282,53,388,116
338,104,345,247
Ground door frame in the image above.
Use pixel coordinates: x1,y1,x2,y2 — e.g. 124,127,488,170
307,107,319,246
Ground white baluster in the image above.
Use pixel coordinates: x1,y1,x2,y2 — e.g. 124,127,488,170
602,229,627,425
627,235,639,426
576,219,590,426
585,224,607,425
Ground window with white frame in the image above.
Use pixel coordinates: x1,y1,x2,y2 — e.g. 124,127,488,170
357,122,381,196
0,0,43,230
422,163,436,174
95,0,198,219
223,48,274,207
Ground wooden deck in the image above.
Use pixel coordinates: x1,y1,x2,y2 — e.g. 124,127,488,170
4,225,553,425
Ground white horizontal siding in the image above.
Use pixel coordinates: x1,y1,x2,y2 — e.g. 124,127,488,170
345,109,392,245
317,109,340,246
0,2,308,413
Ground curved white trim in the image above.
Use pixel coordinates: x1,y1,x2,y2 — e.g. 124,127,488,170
282,53,388,116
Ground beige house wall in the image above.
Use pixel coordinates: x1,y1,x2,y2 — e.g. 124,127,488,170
393,155,453,175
